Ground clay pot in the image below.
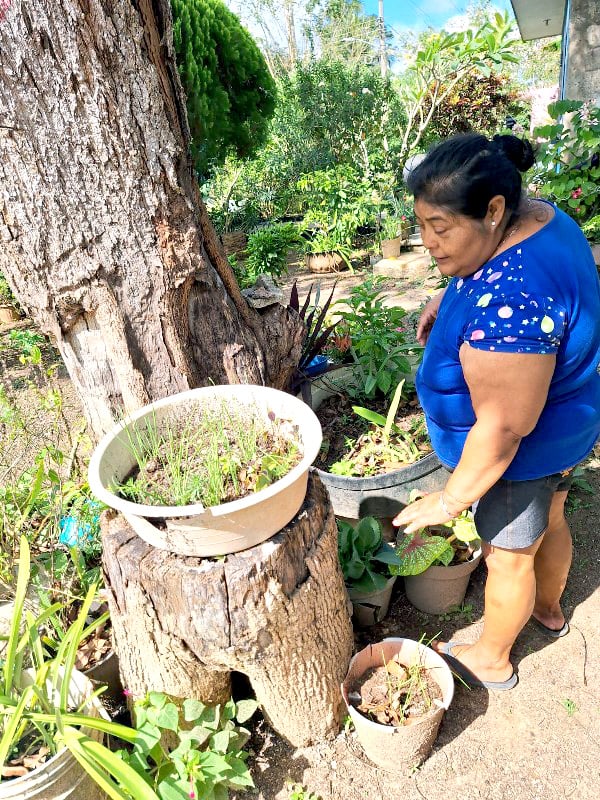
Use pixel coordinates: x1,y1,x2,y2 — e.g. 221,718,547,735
404,548,482,615
341,638,454,771
0,304,20,324
304,252,348,274
380,237,403,259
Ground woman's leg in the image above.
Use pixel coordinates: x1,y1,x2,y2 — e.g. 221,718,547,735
435,538,542,683
532,490,571,631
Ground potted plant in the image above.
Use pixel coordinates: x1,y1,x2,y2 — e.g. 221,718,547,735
0,537,157,800
314,377,445,520
0,273,21,325
379,214,408,259
393,510,482,615
88,384,322,557
337,516,402,626
341,637,454,771
302,228,353,274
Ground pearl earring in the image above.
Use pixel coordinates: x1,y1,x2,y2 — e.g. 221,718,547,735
491,220,496,226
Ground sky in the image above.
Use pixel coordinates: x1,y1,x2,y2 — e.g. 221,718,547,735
361,0,514,36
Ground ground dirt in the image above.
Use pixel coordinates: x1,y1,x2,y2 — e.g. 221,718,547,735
2,255,599,800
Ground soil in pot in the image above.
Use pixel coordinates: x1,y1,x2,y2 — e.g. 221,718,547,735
114,401,302,508
315,392,431,477
348,651,443,727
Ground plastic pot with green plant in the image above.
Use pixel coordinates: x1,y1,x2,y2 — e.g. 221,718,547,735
337,516,402,626
392,507,482,615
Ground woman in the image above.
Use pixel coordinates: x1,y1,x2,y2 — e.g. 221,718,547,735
393,133,600,690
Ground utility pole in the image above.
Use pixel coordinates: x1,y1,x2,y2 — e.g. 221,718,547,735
378,0,387,78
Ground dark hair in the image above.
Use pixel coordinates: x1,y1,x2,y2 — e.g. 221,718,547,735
406,133,535,220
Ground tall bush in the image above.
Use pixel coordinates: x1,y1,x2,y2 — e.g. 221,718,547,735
171,0,276,177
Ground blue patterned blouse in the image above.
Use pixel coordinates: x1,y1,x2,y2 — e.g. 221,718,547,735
416,203,600,480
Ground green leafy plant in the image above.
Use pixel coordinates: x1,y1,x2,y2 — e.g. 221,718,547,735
582,213,600,243
117,691,257,800
240,223,301,288
392,511,480,577
0,537,157,800
333,278,420,399
0,272,18,308
379,214,407,243
302,227,354,269
559,698,578,716
337,516,402,594
565,465,595,515
533,99,600,225
287,783,322,800
113,404,300,507
329,380,430,477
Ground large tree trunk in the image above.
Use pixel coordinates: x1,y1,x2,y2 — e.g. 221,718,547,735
102,473,354,747
0,0,302,437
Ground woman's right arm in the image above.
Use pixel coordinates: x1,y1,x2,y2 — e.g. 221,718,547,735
416,289,446,346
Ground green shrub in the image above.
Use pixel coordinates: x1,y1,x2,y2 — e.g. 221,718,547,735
171,0,276,177
533,100,600,225
242,223,301,285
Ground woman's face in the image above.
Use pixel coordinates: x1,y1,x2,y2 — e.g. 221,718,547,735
414,198,498,278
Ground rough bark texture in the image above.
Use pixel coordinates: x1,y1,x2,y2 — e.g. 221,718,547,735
102,473,354,747
0,0,303,437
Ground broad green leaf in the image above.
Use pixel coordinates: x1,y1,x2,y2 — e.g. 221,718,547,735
156,775,191,800
156,702,179,732
392,533,454,576
234,698,258,724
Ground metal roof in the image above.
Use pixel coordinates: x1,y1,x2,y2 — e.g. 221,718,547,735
510,1,566,40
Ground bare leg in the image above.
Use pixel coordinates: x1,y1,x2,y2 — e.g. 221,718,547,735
532,490,571,631
435,539,542,683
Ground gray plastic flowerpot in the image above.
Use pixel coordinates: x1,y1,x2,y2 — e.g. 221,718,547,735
315,452,446,519
404,548,482,615
347,575,397,627
341,638,454,772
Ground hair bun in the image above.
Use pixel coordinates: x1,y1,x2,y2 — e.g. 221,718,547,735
492,134,535,172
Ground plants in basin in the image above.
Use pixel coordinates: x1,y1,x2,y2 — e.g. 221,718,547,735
113,402,301,507
116,691,257,800
329,380,430,477
332,278,421,400
337,516,402,594
302,226,353,268
392,508,481,577
0,536,157,799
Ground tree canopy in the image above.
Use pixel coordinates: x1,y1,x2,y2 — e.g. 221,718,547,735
172,0,276,177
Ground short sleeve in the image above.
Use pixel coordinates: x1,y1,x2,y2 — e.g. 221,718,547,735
463,292,567,354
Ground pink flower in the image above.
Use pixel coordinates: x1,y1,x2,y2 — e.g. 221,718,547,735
123,688,133,697
571,187,582,199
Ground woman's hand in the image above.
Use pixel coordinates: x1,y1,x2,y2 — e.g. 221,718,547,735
392,491,454,533
416,290,445,346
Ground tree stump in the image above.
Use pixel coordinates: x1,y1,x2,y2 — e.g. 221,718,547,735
102,473,354,746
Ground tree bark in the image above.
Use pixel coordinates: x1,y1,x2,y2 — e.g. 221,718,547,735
0,0,303,437
102,472,354,747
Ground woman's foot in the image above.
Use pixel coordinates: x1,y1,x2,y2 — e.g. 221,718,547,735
531,603,566,633
433,640,515,686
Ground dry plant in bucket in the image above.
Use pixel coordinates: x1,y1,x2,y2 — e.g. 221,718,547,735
349,648,443,727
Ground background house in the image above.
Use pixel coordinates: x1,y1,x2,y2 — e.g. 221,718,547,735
510,0,600,102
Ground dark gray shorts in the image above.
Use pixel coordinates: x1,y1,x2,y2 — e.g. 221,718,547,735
472,470,576,550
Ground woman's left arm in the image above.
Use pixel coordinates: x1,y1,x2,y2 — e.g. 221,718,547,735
393,346,556,532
